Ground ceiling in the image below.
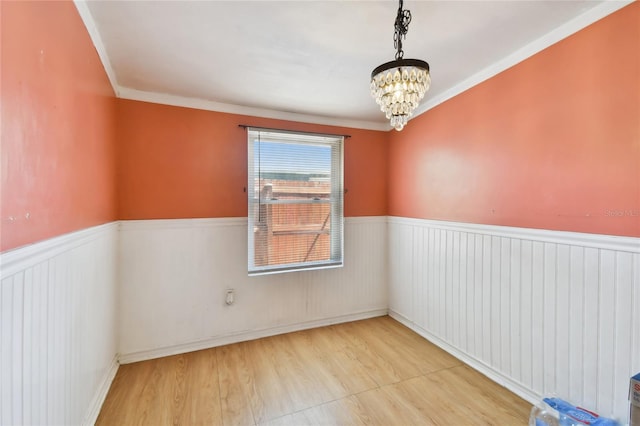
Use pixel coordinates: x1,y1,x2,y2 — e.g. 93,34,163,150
77,1,629,130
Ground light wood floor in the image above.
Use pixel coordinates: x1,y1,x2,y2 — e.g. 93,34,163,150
96,316,531,425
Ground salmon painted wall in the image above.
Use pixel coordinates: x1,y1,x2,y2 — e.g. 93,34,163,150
1,1,117,252
389,3,640,237
116,100,388,219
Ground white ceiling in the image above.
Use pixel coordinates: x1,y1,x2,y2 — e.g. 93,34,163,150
77,0,630,130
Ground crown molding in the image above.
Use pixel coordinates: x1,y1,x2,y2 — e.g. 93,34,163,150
412,0,634,119
73,1,120,97
117,87,390,131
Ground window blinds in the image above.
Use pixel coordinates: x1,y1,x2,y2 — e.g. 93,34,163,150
247,128,344,275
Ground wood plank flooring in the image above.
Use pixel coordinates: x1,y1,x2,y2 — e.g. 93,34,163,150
96,316,531,425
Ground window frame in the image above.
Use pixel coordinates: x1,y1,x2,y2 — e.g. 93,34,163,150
246,128,344,276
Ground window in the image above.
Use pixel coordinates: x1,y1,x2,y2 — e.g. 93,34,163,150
247,128,344,275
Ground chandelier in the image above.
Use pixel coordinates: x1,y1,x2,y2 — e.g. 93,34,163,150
370,0,430,131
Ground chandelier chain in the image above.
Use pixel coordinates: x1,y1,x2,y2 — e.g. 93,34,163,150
393,0,412,60
371,0,430,131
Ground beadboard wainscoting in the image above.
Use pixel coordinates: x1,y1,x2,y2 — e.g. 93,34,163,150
388,216,640,423
0,223,119,426
118,216,388,363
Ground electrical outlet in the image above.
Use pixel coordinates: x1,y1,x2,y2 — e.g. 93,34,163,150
225,289,235,305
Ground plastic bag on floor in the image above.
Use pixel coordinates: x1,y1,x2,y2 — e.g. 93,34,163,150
529,397,619,426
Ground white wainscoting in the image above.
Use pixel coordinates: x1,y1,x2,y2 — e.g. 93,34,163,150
388,216,640,424
118,216,388,363
0,222,119,426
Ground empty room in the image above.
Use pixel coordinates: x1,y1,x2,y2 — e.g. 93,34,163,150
1,0,639,425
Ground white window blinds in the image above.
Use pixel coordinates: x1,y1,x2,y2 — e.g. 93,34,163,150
247,128,344,275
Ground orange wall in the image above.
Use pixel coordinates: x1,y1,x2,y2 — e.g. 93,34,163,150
1,1,118,252
3,2,636,252
116,100,388,219
389,3,640,237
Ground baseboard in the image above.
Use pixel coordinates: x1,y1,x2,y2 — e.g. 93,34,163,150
389,310,540,407
82,355,119,426
119,308,388,364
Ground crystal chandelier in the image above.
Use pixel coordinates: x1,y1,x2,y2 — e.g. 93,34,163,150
370,0,430,131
